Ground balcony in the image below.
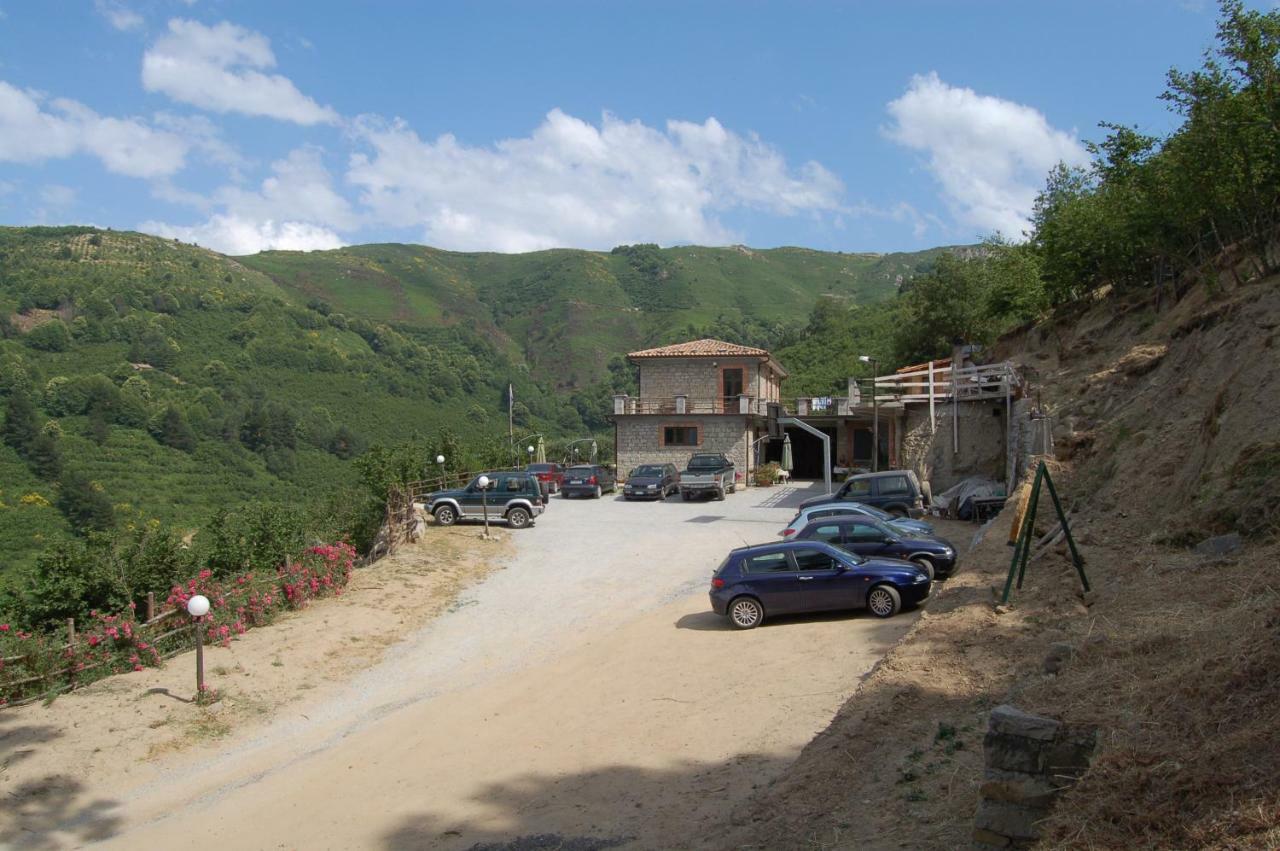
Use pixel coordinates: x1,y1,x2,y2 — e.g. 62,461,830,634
613,395,767,416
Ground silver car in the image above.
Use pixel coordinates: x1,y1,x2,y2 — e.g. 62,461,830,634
779,501,935,539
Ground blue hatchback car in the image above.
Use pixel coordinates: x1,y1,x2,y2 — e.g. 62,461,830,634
709,540,930,629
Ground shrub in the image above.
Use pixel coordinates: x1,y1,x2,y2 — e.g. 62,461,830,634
25,319,72,352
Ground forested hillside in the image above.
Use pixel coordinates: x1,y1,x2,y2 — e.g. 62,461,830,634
0,227,952,585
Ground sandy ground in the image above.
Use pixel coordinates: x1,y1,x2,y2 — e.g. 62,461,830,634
2,482,929,850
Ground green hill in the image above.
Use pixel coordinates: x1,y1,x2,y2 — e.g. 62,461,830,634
0,226,952,577
240,242,952,391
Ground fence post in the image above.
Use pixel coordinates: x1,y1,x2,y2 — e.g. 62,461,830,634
146,591,156,623
66,617,76,646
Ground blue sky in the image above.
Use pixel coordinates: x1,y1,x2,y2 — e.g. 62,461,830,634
0,1,1261,255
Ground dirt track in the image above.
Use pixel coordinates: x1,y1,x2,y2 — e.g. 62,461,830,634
5,483,924,849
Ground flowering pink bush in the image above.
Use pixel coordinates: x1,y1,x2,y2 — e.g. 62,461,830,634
1,540,357,706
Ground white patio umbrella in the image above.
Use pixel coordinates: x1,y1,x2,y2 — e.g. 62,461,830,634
781,433,794,473
535,436,546,464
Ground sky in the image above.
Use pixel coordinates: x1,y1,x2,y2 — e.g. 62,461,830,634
0,1,1264,256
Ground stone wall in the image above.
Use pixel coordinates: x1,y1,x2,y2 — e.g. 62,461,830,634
638,357,765,402
901,400,1010,493
973,704,1098,849
616,415,751,478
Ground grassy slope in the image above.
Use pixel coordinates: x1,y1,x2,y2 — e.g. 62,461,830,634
241,243,953,390
0,227,955,575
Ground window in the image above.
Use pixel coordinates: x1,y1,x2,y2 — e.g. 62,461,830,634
843,479,873,498
504,476,524,492
845,522,888,542
743,551,792,574
810,525,843,544
792,548,839,572
722,367,744,408
663,426,699,446
878,475,911,496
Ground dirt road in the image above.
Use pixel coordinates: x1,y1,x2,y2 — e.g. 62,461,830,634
21,483,921,850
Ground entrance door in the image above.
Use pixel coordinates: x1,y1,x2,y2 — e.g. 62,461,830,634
722,368,743,412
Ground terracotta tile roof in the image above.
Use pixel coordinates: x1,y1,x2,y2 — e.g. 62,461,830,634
627,338,771,359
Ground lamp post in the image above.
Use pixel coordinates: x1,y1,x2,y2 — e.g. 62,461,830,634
186,594,210,700
476,474,491,536
860,355,880,472
436,454,446,489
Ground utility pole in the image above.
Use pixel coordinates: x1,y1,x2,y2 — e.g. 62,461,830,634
860,355,880,472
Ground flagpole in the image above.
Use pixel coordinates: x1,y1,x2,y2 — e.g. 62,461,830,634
508,383,515,468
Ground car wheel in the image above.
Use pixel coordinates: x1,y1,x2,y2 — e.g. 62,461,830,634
715,487,725,501
433,505,458,526
593,485,602,499
682,491,691,501
867,584,902,618
911,557,936,581
562,491,572,499
506,506,531,529
728,596,764,630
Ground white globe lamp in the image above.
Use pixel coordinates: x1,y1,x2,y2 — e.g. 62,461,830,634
186,594,210,617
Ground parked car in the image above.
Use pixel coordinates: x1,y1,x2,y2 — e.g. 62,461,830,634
793,514,956,580
623,463,679,500
798,469,927,517
525,462,564,495
779,501,934,539
709,540,930,629
679,452,736,501
562,464,617,498
427,471,544,529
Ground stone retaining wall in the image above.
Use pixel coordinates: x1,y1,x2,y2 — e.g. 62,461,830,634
973,704,1098,848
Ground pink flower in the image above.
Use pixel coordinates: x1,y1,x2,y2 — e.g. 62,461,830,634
0,624,8,632
132,664,143,672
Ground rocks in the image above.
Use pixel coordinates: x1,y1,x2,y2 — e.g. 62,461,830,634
1116,343,1168,376
989,705,1061,741
973,704,1098,848
1042,643,1075,675
1193,533,1243,557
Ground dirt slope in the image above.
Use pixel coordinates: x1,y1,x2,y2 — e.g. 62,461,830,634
720,272,1280,850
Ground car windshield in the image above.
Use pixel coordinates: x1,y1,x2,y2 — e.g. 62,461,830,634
633,465,664,476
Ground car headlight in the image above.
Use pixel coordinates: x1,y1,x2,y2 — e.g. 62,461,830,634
646,484,657,490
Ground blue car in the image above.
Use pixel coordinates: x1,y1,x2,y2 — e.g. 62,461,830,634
794,515,957,580
709,540,930,629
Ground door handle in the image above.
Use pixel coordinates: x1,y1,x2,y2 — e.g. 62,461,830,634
797,576,814,581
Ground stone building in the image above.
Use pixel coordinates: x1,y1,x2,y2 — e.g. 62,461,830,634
612,339,785,478
612,338,1023,492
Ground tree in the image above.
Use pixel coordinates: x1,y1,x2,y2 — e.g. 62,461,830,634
26,432,63,479
2,388,39,454
57,469,115,533
25,319,72,352
155,405,196,452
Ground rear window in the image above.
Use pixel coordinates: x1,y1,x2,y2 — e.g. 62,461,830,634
877,475,912,496
742,551,791,574
810,524,843,543
844,479,873,497
527,463,557,473
566,466,594,474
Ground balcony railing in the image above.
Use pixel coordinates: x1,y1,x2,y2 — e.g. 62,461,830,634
613,395,768,416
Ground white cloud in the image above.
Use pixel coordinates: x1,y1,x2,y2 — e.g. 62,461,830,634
346,108,843,252
140,146,354,254
139,214,343,255
0,81,188,178
95,0,143,31
142,19,338,125
884,72,1088,239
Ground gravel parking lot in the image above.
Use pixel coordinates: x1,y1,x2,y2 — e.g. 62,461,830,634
95,483,926,850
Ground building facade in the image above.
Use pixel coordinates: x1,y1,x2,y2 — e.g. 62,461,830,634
613,339,785,477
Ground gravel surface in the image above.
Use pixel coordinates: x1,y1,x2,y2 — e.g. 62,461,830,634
89,482,921,849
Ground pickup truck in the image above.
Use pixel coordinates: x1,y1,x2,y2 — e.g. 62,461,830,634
679,453,736,501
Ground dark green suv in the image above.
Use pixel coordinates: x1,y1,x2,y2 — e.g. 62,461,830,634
427,471,545,529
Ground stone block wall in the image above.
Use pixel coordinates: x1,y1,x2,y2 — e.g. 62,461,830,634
902,400,1010,493
616,415,751,478
973,704,1098,848
638,357,766,403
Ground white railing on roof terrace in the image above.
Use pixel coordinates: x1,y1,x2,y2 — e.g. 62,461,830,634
874,361,1022,403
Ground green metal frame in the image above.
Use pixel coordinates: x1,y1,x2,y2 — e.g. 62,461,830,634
1000,461,1089,604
